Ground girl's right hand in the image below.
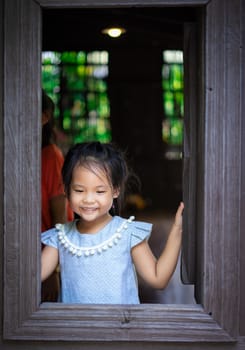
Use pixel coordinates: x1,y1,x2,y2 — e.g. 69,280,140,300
41,245,59,282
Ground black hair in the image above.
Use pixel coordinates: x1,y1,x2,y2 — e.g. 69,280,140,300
62,141,132,215
42,89,55,147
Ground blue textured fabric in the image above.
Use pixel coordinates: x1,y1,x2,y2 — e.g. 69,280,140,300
41,216,152,304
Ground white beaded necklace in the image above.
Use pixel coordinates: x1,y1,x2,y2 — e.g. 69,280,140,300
56,216,135,258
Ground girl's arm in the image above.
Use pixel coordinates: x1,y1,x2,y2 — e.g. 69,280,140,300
41,245,59,282
132,202,184,289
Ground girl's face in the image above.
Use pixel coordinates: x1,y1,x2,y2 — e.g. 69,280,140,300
68,165,119,227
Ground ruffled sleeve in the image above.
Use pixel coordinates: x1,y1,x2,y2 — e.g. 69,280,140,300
129,220,152,248
41,225,61,249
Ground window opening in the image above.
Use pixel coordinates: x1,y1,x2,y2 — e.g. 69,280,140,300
43,49,183,158
42,50,111,152
162,50,184,160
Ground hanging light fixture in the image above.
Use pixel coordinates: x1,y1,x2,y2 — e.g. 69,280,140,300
102,26,126,38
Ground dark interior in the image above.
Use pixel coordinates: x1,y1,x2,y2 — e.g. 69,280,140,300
42,8,197,50
42,7,198,213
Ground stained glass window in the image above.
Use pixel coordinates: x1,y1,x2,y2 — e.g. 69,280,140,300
162,50,184,159
42,50,183,156
42,51,111,151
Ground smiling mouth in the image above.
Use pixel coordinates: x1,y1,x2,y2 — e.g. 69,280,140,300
81,207,97,212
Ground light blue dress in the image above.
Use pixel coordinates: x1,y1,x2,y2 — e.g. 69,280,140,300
41,215,152,304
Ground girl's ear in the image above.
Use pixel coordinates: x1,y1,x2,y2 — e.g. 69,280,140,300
113,188,120,198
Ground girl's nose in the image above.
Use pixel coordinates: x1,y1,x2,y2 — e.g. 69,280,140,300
82,193,95,203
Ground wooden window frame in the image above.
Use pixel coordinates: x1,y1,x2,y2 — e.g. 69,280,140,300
2,0,241,343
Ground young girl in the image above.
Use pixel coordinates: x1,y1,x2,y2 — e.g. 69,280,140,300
41,141,184,304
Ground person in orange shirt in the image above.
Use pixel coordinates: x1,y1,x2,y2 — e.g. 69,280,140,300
41,89,73,301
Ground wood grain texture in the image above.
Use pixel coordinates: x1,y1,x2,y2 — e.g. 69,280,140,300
3,0,41,335
182,22,198,284
1,0,243,347
203,0,241,337
38,0,210,7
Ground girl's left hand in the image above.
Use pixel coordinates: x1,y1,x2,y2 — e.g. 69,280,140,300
174,202,184,230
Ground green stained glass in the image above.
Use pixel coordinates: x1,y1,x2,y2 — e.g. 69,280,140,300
98,93,110,117
76,118,86,129
61,51,78,63
42,65,60,92
85,66,93,77
87,93,96,111
71,98,84,118
86,77,96,91
74,134,84,143
162,120,170,143
162,119,183,145
97,119,111,142
63,109,71,129
97,79,107,92
175,92,184,117
162,65,170,90
63,66,85,90
71,96,86,117
77,65,86,77
170,119,183,145
77,51,86,64
42,51,61,65
91,65,109,80
170,64,183,90
87,51,109,64
164,91,174,117
162,50,184,149
42,50,111,147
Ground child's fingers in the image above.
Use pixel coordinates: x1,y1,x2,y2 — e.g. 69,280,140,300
176,202,184,217
175,202,184,226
